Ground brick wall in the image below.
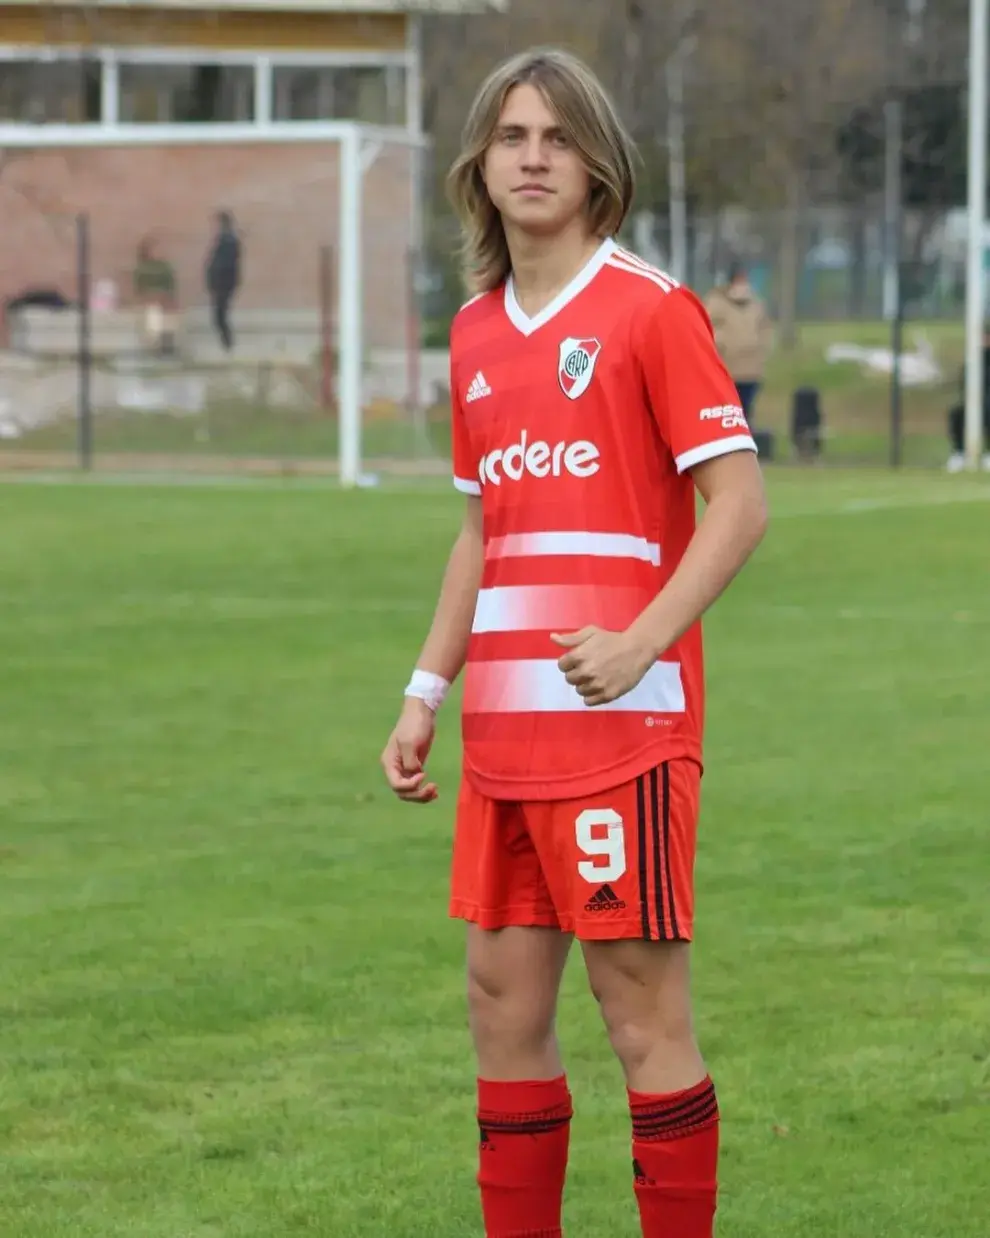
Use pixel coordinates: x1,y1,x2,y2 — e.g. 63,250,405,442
0,140,414,348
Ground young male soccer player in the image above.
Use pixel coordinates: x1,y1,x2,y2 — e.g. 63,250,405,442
380,47,768,1238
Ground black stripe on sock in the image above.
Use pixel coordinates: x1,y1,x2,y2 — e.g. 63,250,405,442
633,1082,717,1123
632,1083,717,1122
480,1115,570,1136
633,1095,720,1138
632,1085,719,1139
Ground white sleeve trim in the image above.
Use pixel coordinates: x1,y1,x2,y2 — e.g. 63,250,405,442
453,475,482,496
675,434,758,475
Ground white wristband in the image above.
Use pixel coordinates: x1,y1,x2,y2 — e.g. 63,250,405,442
404,669,450,713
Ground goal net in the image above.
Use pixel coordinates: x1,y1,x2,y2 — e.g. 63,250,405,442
335,124,452,486
0,123,452,481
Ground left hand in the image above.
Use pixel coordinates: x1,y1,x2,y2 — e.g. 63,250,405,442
550,626,655,707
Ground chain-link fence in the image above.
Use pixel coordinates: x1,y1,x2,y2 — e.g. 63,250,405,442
676,201,968,469
0,163,972,478
0,132,454,479
638,202,968,324
417,201,967,472
0,0,984,480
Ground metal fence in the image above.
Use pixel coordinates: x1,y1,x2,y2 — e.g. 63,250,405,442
0,195,974,478
0,132,456,480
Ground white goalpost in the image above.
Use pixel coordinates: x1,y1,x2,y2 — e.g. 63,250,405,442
337,121,434,488
335,122,431,488
338,124,365,489
964,0,989,469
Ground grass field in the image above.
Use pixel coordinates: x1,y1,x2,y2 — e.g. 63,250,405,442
0,319,969,469
1,468,988,1237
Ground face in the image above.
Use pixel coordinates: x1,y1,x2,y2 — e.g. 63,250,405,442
481,82,591,237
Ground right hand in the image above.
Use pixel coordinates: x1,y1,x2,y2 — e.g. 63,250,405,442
380,697,439,804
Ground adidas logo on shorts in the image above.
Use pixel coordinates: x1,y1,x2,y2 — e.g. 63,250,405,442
584,884,626,912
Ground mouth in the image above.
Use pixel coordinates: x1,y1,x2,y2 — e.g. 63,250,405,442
514,183,553,195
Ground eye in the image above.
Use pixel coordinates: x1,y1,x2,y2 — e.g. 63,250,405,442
549,132,570,148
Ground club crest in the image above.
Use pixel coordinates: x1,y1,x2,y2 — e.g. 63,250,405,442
557,337,602,401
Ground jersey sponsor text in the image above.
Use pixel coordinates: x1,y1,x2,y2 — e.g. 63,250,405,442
478,430,601,487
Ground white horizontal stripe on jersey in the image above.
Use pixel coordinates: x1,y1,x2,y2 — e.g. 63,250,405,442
465,657,685,714
454,475,482,496
487,530,661,566
675,434,758,475
473,584,643,634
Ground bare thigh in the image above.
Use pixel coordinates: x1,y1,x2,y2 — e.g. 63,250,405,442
467,924,573,1080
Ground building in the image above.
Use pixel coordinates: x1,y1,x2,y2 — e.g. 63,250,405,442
0,0,503,354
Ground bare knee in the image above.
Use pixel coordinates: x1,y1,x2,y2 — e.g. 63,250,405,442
467,926,570,1079
467,960,553,1055
594,979,694,1076
583,940,703,1089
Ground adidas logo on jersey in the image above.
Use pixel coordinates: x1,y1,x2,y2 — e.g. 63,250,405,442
478,429,600,486
466,371,492,403
584,884,626,912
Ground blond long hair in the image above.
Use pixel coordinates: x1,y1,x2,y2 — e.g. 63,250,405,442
446,48,637,295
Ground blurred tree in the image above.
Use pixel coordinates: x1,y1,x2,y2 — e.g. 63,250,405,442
690,0,887,344
418,0,971,330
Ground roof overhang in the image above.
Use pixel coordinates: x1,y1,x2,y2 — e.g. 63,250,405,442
0,0,509,11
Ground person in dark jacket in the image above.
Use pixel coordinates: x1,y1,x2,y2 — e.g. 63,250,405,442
946,323,990,471
205,211,241,352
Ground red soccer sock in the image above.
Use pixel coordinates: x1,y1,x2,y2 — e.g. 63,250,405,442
476,1075,572,1238
629,1076,720,1238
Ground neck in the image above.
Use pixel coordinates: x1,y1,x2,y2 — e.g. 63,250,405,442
505,218,604,316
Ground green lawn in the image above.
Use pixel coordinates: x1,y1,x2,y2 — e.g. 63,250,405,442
1,398,445,467
1,468,988,1236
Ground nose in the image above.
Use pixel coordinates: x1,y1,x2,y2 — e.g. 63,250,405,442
520,134,550,170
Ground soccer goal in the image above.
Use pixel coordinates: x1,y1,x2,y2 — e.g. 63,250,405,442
0,113,433,478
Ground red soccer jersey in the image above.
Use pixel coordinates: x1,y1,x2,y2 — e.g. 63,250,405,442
450,237,757,801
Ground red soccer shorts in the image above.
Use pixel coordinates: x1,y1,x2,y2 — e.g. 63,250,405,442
449,759,701,941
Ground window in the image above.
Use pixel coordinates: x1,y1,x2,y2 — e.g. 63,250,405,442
272,65,405,126
0,56,410,130
0,59,101,123
118,63,254,124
